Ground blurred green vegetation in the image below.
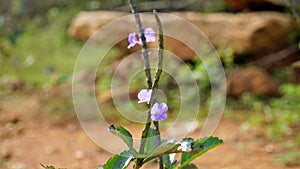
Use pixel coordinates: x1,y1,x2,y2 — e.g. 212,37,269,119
0,4,83,89
226,84,300,166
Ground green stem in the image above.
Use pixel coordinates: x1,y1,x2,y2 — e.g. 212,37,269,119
128,0,152,168
128,2,165,168
152,10,165,169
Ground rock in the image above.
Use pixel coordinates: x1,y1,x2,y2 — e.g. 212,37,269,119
173,11,295,59
227,66,279,97
68,11,127,41
68,11,295,60
98,88,139,104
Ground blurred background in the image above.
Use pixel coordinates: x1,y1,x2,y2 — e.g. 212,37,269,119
0,0,300,169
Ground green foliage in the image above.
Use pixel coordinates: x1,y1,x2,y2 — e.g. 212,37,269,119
267,84,300,139
288,28,300,45
40,164,56,169
227,83,300,166
100,151,134,169
103,123,222,169
217,47,235,69
189,58,211,103
228,84,300,139
162,154,177,169
198,0,230,13
109,125,133,149
40,163,66,169
144,141,180,163
180,138,195,162
179,137,223,168
144,128,159,155
181,163,198,169
275,151,300,167
0,8,82,88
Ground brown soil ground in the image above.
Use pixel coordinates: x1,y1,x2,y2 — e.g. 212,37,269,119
0,94,299,169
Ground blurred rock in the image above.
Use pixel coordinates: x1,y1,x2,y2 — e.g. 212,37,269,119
68,11,127,41
173,11,295,59
98,88,139,104
68,11,295,60
227,66,279,97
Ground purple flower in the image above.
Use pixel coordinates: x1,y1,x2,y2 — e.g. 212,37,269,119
144,28,156,43
137,89,152,104
151,102,168,121
127,32,141,49
127,27,156,49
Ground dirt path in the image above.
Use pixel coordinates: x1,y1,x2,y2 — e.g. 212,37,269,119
0,95,298,169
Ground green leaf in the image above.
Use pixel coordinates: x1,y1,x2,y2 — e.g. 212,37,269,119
181,152,192,165
179,136,223,169
144,128,159,155
131,128,160,159
102,150,134,169
108,125,133,149
162,154,177,169
143,141,180,164
149,142,179,158
40,164,66,169
180,138,194,165
162,154,171,167
40,164,56,169
181,163,198,169
129,149,146,158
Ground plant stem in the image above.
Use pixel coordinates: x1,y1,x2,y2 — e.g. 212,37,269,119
128,0,152,89
128,2,165,168
128,0,152,168
152,10,165,169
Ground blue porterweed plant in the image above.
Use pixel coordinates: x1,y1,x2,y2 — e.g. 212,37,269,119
41,1,223,169
97,1,223,169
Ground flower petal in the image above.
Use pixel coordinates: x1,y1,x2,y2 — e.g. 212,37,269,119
151,102,168,121
127,32,139,49
137,89,152,104
144,27,156,42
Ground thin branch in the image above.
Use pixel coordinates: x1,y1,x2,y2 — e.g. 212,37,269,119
152,9,165,169
152,10,164,89
128,2,166,169
128,1,152,168
128,0,152,89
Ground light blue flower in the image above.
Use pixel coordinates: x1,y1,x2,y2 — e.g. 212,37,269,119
127,27,155,49
144,27,155,43
151,102,168,121
127,32,141,49
137,89,152,104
